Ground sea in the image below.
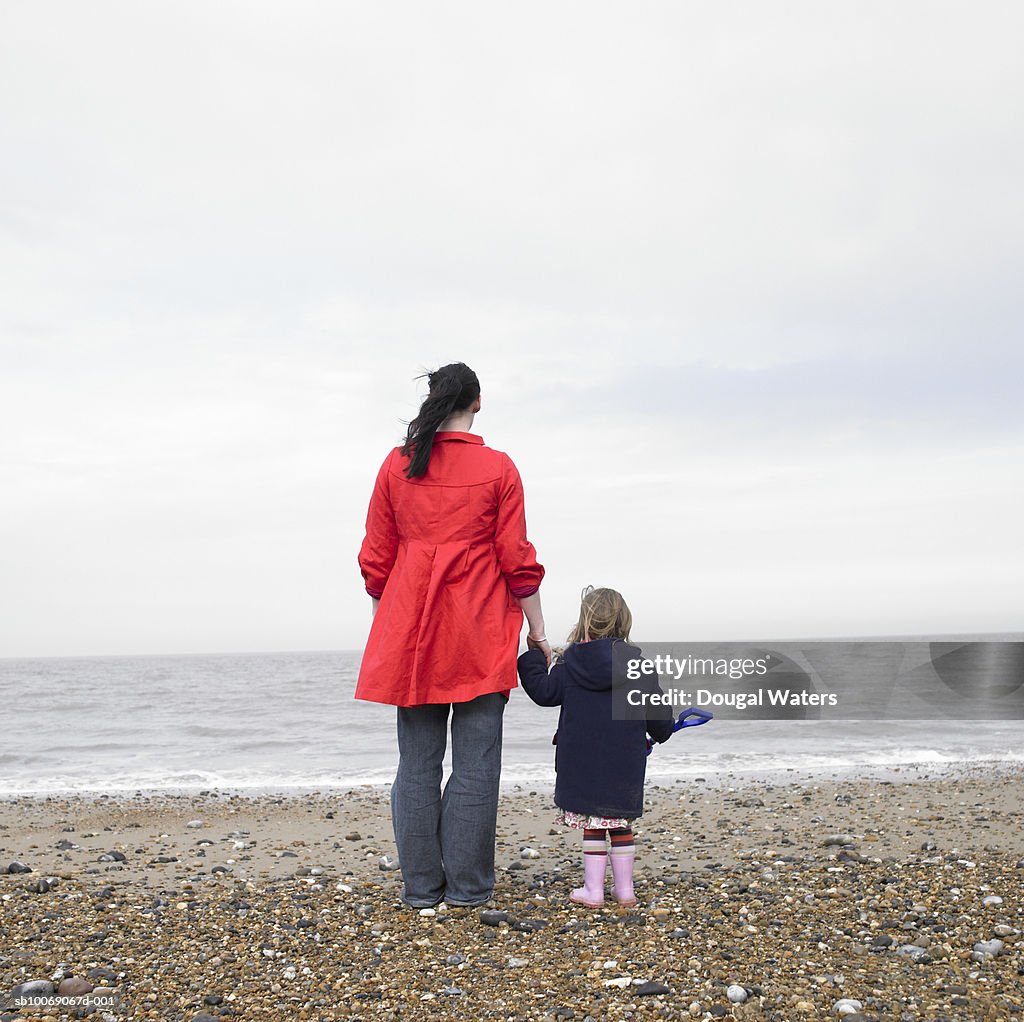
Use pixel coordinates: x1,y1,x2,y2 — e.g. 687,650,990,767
1,642,1023,797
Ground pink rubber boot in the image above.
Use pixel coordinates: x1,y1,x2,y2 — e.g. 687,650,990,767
610,827,637,906
570,850,606,908
610,849,636,906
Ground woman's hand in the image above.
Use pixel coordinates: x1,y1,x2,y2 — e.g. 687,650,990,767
371,597,380,618
526,633,552,665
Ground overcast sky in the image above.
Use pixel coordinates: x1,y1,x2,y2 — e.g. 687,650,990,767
2,2,1022,657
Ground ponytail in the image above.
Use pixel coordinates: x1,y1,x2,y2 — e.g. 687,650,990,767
401,362,480,478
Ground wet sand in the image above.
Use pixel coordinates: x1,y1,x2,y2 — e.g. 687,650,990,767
2,764,1022,1020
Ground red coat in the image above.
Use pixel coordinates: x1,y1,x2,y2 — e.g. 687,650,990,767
356,431,544,707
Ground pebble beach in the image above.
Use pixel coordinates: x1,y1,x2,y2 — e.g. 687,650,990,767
2,765,1022,1021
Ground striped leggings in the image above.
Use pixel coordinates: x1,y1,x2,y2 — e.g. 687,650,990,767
582,827,634,856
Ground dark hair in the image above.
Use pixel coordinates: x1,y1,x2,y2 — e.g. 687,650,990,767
401,362,480,478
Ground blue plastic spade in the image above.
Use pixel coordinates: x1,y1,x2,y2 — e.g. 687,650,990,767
647,706,713,755
672,707,713,731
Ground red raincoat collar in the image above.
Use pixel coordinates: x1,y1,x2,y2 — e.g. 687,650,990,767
434,431,484,444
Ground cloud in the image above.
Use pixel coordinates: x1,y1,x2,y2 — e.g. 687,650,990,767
1,2,1022,653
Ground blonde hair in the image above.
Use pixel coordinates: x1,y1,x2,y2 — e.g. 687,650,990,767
565,585,633,646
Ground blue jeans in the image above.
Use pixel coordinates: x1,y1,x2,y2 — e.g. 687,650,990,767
391,692,505,907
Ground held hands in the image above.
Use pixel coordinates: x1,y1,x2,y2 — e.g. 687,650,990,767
526,632,552,665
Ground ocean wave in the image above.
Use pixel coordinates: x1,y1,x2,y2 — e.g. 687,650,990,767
0,766,401,797
4,744,1022,798
641,746,1024,780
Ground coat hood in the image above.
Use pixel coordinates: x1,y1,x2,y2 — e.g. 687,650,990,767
561,638,640,692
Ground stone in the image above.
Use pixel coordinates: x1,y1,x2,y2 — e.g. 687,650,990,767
823,835,856,846
9,980,55,998
57,977,94,996
511,918,547,932
479,910,509,926
833,999,863,1015
894,944,928,961
972,939,1003,958
727,984,748,1004
636,982,670,996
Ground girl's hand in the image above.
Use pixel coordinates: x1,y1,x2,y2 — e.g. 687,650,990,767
527,633,552,665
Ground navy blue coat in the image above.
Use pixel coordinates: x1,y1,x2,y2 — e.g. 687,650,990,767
517,639,674,819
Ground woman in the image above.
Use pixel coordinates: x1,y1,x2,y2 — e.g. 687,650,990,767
356,362,549,907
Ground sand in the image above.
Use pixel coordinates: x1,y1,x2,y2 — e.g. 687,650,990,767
1,764,1022,1020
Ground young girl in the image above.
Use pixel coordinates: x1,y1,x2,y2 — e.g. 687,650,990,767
517,586,673,908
